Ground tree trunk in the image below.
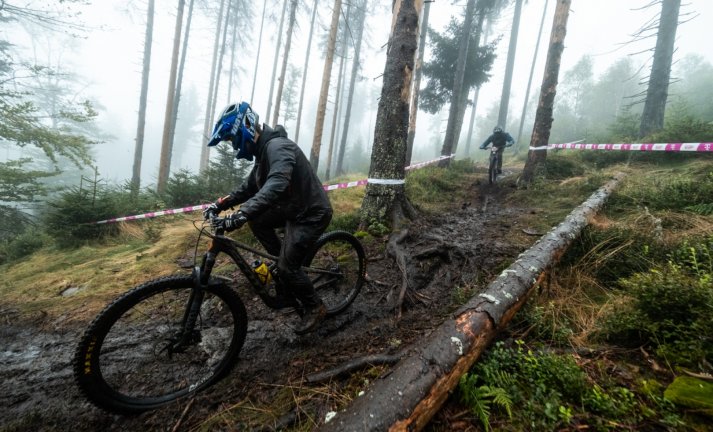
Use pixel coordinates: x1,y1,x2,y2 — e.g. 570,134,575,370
359,0,423,228
515,0,549,152
309,0,342,172
464,20,490,158
294,0,319,143
199,0,227,172
208,0,233,134
168,0,195,174
250,0,267,103
496,0,524,129
227,0,238,102
451,9,485,159
157,0,185,193
325,2,350,180
131,0,154,192
321,173,626,432
272,0,298,126
405,0,430,166
522,0,571,184
639,0,680,137
265,0,287,126
439,0,476,166
336,0,367,176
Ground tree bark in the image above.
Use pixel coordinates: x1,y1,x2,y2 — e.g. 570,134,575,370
226,0,238,102
250,0,267,103
325,2,350,180
272,0,298,126
438,0,476,167
131,0,154,192
464,21,490,158
522,0,570,184
208,0,233,135
359,0,423,228
157,0,185,193
639,0,680,137
199,0,227,172
320,173,626,432
405,0,430,166
496,0,524,129
310,0,342,172
336,0,367,176
515,0,549,152
168,0,195,174
265,0,287,126
294,0,319,143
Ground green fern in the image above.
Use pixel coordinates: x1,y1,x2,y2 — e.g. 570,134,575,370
484,386,514,418
458,374,514,431
685,202,713,215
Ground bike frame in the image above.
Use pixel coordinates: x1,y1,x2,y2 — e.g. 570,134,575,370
190,223,343,314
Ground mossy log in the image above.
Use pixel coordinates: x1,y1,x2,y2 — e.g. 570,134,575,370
319,173,625,432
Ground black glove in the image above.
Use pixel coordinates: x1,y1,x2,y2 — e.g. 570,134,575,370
203,202,220,220
214,211,248,232
203,195,233,220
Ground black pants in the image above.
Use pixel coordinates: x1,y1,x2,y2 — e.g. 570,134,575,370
494,146,505,171
248,208,332,307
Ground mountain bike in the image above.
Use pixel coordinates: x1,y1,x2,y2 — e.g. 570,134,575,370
483,144,512,185
484,146,504,185
73,216,366,414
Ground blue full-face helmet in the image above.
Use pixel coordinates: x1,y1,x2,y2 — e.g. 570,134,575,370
207,102,259,161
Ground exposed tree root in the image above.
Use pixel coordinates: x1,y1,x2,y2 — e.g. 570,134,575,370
386,229,411,318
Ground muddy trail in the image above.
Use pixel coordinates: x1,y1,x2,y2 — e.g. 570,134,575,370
0,176,538,432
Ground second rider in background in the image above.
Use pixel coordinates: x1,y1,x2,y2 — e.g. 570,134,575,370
479,126,515,174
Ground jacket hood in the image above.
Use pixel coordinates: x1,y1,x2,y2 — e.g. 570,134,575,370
254,124,288,159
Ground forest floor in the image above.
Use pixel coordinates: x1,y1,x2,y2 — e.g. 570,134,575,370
0,169,570,432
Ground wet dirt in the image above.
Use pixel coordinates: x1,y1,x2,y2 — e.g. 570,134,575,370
0,175,538,431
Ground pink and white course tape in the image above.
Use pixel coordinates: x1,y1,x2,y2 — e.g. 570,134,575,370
93,154,455,225
530,142,713,152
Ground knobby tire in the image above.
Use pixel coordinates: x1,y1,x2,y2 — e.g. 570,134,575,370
488,152,498,185
73,275,247,414
304,230,366,315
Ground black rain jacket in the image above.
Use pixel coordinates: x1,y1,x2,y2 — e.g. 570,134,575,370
224,125,332,223
480,131,514,149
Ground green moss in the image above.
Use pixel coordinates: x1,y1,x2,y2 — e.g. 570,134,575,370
664,376,713,417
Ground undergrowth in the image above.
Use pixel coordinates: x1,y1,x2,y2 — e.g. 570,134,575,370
481,160,713,431
457,341,669,431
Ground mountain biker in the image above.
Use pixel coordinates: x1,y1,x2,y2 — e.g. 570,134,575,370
203,101,333,335
479,126,515,174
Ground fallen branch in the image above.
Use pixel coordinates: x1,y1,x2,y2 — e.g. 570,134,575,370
306,352,404,384
171,398,195,432
319,173,626,432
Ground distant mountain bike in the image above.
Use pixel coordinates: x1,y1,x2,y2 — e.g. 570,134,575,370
483,144,512,185
73,216,366,414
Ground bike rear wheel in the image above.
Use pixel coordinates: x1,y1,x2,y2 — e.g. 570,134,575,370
304,230,366,316
74,275,247,414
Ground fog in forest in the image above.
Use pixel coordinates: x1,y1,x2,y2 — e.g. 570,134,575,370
2,0,712,189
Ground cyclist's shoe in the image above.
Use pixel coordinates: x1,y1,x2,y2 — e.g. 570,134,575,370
294,302,327,335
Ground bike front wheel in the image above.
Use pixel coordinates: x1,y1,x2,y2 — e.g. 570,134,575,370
73,275,247,414
304,230,366,316
488,152,498,185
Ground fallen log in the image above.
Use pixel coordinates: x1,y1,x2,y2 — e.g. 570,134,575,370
318,173,625,432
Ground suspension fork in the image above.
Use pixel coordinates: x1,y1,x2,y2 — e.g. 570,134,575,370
174,250,218,348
